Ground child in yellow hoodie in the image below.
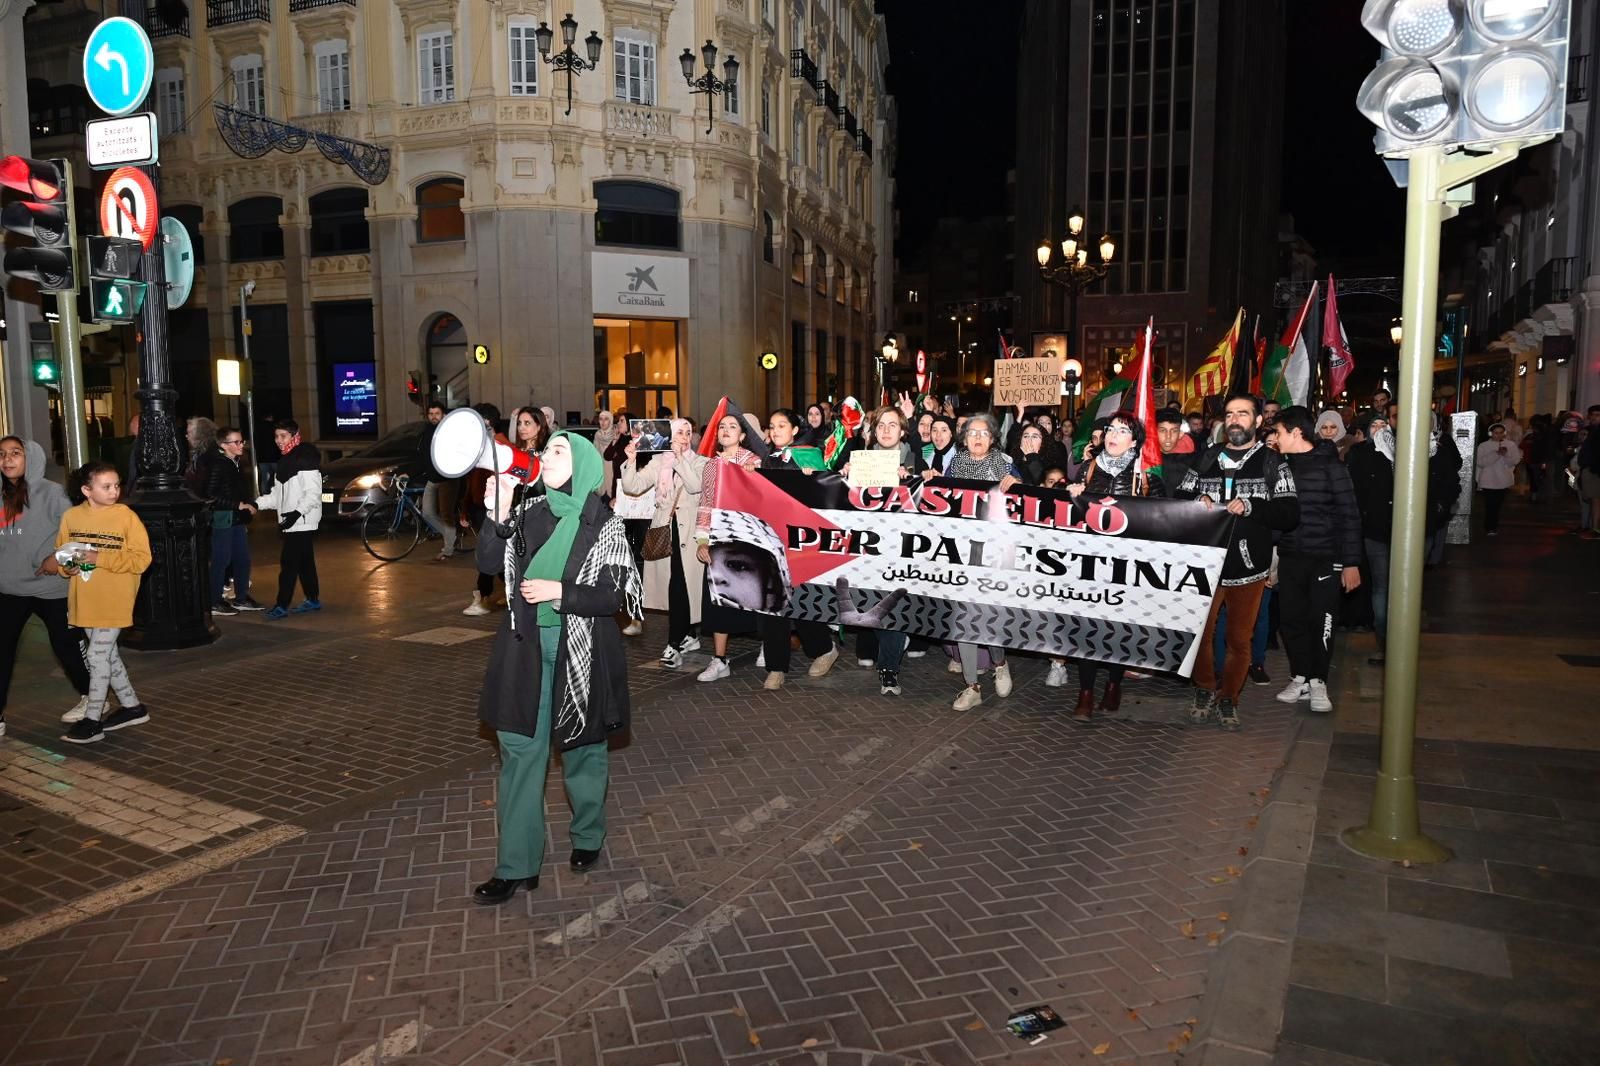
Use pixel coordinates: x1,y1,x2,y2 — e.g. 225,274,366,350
56,462,152,745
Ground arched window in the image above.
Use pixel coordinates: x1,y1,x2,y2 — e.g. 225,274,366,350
762,211,775,264
416,178,465,243
228,196,283,260
792,105,807,166
790,230,806,283
594,180,679,249
836,153,847,197
309,188,369,254
424,312,466,391
814,247,828,296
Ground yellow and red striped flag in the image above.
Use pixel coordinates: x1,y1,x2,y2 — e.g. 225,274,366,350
1186,308,1244,402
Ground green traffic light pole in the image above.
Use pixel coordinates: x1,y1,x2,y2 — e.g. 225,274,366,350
1342,139,1535,864
51,159,90,470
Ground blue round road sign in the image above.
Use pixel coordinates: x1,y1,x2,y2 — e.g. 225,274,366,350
82,17,154,118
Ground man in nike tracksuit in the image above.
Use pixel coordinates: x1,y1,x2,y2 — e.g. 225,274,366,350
1271,406,1362,715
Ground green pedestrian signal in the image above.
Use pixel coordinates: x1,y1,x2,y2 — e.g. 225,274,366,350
32,355,58,384
88,278,147,323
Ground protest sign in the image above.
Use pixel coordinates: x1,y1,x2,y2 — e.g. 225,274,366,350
992,357,1062,408
846,449,901,488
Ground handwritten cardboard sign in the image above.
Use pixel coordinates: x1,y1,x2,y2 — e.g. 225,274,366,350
845,448,901,489
992,357,1061,408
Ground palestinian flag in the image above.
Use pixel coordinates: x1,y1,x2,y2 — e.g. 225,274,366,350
822,396,864,469
1263,282,1318,408
1071,348,1147,460
698,397,770,459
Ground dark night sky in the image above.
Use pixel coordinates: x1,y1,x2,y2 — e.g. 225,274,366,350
882,2,1407,275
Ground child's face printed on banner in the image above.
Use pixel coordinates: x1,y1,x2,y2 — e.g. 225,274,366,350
708,543,782,612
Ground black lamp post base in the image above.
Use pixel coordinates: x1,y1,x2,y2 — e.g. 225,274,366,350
124,489,220,651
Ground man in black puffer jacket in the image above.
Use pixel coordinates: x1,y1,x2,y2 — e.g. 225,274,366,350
195,427,265,614
1271,407,1361,715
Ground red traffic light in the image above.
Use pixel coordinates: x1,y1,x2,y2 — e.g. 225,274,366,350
0,156,66,202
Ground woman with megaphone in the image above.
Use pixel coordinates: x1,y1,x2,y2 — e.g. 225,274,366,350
471,431,642,904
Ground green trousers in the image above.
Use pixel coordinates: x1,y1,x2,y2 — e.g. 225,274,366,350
494,625,609,879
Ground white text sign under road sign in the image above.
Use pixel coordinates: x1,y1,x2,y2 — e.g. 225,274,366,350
86,113,158,169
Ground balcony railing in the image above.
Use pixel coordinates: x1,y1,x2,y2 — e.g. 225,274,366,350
146,4,190,36
789,49,819,90
1534,255,1575,307
842,108,856,136
1569,54,1591,104
856,129,872,160
207,0,270,27
291,0,355,9
822,80,839,112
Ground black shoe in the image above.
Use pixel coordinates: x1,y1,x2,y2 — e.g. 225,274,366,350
1248,663,1271,686
102,705,150,731
1217,697,1241,731
61,718,104,744
232,597,266,612
473,875,538,904
878,669,901,695
569,848,601,872
212,600,239,616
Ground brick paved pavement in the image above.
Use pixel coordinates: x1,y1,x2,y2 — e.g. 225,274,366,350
0,528,1309,1065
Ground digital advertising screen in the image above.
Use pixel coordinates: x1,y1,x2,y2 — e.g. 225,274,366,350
332,362,378,434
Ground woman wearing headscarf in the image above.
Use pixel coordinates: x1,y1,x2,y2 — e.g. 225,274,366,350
798,404,829,447
472,431,642,904
692,413,765,682
1315,410,1352,461
936,412,1018,711
592,410,619,499
1062,412,1163,718
619,419,706,668
923,416,959,476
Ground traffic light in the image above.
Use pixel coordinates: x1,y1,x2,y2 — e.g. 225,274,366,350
85,235,147,324
0,156,75,291
407,370,423,404
31,352,59,384
1357,0,1572,155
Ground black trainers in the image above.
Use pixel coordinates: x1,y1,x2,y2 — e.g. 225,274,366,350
1189,688,1215,724
212,600,239,616
1217,697,1241,730
233,597,266,612
879,669,901,695
1248,663,1271,686
102,705,150,732
61,718,104,744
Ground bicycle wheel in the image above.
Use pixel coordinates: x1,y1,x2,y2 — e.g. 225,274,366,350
362,501,422,561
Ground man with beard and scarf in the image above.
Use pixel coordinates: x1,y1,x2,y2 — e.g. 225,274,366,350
253,420,323,619
1173,393,1300,730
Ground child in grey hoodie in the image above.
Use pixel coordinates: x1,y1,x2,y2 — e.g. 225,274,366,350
0,437,91,736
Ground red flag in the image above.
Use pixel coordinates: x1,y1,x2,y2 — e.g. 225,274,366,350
998,329,1010,362
1133,318,1163,481
1323,274,1355,399
1252,330,1268,395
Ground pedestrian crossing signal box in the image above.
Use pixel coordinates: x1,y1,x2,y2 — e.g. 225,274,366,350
89,278,147,323
32,353,59,384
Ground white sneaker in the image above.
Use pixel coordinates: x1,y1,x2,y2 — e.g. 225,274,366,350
952,684,983,712
1276,676,1310,704
61,695,90,724
856,658,875,668
1045,661,1069,688
463,592,490,616
763,671,785,690
660,645,683,669
0,717,5,739
756,648,766,669
808,647,840,677
1308,679,1333,714
676,635,702,654
622,619,643,637
905,649,926,659
697,658,730,682
992,661,1013,698
947,658,964,674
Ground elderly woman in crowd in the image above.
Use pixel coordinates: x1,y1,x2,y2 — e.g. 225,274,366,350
620,419,706,669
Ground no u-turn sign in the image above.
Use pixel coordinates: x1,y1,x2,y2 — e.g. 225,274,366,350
98,165,158,251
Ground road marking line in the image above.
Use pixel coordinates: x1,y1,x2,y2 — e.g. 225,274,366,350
644,903,742,973
0,744,264,853
798,807,872,857
720,795,793,836
839,736,889,766
0,822,306,951
338,1019,428,1066
543,880,653,946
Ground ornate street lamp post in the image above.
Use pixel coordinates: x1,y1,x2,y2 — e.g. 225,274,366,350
535,13,603,116
680,39,739,135
876,333,900,399
1037,205,1116,390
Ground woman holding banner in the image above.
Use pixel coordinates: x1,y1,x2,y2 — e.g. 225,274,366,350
1064,412,1163,719
940,413,1019,711
620,420,706,670
692,414,766,683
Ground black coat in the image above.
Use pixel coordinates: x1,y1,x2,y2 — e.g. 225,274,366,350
1346,435,1462,540
476,493,631,749
1076,453,1164,497
1282,441,1362,566
194,447,253,523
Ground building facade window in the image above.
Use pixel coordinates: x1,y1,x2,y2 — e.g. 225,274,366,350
614,36,656,105
509,21,539,95
723,63,740,116
315,40,351,112
762,212,775,263
760,80,771,135
762,0,774,29
231,55,265,114
593,180,679,249
155,67,186,132
790,230,806,283
416,178,466,242
790,1,805,50
814,248,828,295
309,188,369,254
418,30,455,103
228,196,283,260
816,127,828,179
792,105,807,165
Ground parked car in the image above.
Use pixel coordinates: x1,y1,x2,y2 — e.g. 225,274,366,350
322,421,433,520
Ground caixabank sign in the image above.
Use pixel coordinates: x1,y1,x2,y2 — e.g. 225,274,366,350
590,251,690,318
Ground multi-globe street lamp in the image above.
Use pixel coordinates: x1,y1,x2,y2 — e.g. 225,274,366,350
680,40,740,135
1037,206,1116,388
535,14,603,116
877,333,900,398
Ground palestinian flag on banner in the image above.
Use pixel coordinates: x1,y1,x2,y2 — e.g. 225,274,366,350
1263,282,1318,408
1187,308,1243,402
1071,346,1148,459
822,396,864,469
698,397,770,459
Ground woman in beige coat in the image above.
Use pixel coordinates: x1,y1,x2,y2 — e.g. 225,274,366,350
619,418,707,669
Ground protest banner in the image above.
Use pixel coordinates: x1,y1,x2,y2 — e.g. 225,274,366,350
992,357,1063,408
708,469,1232,676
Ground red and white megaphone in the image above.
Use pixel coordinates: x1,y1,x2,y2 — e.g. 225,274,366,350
430,407,542,483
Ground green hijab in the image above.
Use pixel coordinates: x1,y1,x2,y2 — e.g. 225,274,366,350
524,430,605,626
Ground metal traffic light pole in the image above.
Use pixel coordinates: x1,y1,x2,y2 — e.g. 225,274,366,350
51,161,89,469
1342,139,1528,865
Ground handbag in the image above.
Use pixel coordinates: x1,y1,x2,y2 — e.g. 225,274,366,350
641,485,683,561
